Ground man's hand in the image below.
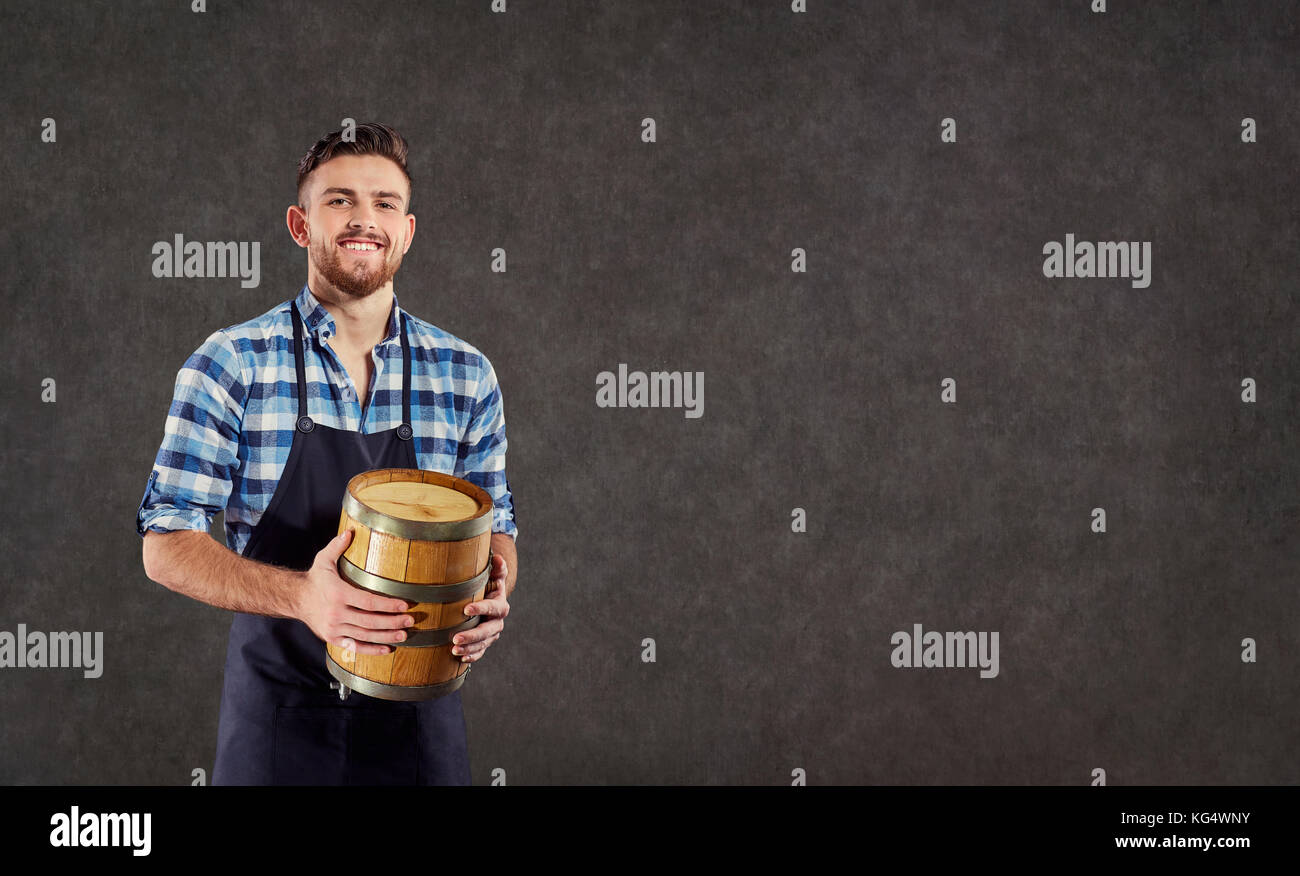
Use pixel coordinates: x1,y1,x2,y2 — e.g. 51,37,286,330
296,529,414,656
452,554,511,663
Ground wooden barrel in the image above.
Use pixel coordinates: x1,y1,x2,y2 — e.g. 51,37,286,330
325,468,493,701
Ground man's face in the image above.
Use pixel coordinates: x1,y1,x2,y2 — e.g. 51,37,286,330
292,154,415,300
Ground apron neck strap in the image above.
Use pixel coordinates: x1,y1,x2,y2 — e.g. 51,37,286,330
290,300,310,425
399,312,412,429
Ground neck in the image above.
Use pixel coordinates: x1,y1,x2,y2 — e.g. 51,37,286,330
307,277,394,353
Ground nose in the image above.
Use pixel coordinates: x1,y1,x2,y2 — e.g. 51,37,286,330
348,212,377,231
347,202,380,231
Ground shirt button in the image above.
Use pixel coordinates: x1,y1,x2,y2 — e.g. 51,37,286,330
342,388,354,401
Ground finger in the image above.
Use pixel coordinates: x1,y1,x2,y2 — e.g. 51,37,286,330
460,634,500,662
464,594,509,619
491,554,509,580
322,529,355,561
453,631,500,657
341,585,411,615
333,634,392,657
337,621,408,647
339,607,414,632
452,618,503,648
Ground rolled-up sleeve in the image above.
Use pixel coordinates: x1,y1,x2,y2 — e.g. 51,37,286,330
456,360,517,540
136,330,247,537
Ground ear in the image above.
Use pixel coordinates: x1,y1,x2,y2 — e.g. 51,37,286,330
403,211,416,254
286,203,310,248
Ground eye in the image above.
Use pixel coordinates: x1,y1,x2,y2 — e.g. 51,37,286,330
379,202,396,210
328,197,349,206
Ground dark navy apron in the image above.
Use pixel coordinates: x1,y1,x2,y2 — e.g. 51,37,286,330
211,300,471,786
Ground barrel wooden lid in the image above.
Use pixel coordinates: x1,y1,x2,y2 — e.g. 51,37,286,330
356,480,481,522
343,468,494,541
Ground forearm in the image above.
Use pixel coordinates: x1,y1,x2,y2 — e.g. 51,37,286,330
143,529,304,619
491,532,518,598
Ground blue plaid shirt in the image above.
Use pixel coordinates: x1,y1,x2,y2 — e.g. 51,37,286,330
136,284,517,554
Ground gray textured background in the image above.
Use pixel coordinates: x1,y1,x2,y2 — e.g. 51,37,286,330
1,0,1297,784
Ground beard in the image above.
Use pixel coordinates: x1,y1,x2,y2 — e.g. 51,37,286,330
311,234,403,299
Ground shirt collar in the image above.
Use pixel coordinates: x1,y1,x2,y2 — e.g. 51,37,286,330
294,284,403,346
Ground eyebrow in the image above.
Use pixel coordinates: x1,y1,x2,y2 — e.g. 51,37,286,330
320,187,405,205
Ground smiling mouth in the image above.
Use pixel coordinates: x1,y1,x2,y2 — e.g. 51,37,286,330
339,240,384,253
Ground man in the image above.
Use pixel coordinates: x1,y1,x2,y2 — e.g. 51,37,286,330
137,123,518,786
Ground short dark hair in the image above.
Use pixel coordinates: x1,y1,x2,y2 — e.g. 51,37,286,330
296,122,412,211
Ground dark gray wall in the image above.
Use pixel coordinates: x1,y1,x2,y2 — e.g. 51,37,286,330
1,0,1296,785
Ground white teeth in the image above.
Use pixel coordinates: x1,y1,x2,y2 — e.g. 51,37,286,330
343,242,379,251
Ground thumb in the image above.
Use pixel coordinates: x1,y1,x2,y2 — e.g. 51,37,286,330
323,528,355,561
